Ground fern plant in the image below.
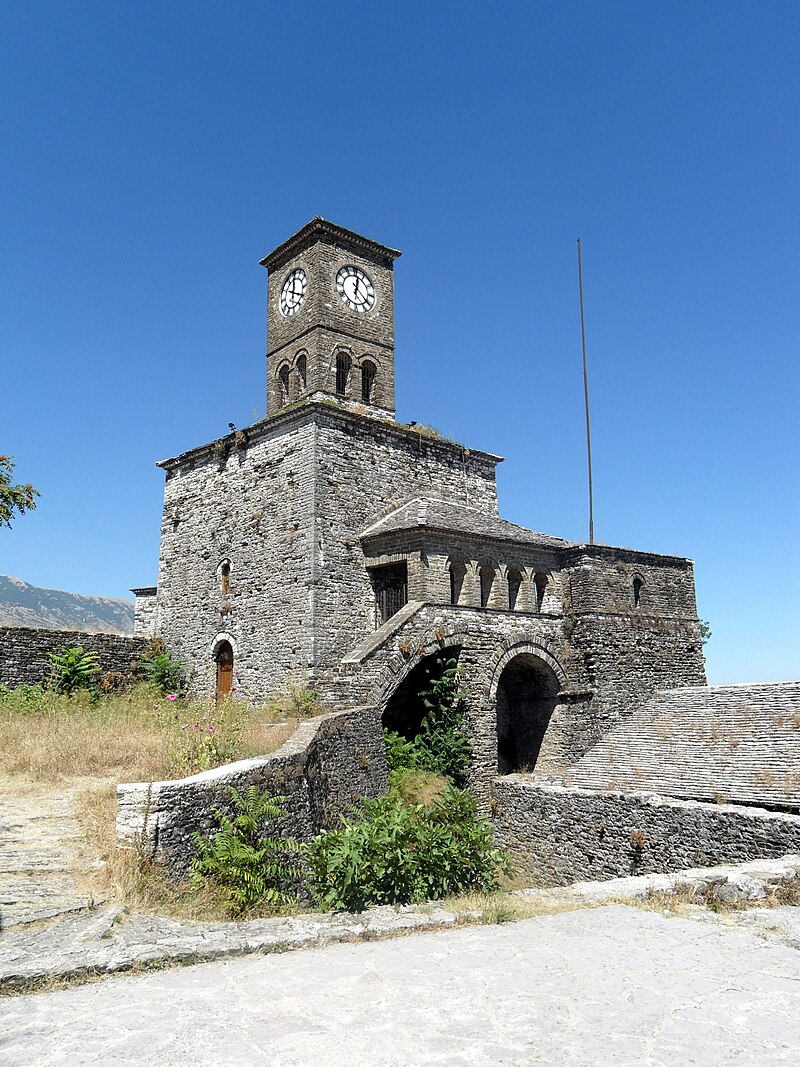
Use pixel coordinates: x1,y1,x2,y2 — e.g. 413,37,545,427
190,785,300,915
45,646,101,694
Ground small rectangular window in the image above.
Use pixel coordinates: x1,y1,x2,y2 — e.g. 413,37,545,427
370,562,408,626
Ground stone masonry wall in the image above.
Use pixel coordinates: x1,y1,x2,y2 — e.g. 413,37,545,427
0,627,148,689
156,405,500,703
156,414,318,703
132,589,158,637
312,409,500,684
569,613,706,742
117,705,388,877
493,777,800,886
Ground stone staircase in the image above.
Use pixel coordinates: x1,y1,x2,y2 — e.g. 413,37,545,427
565,681,800,811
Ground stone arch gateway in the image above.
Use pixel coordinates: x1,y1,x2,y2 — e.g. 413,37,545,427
495,652,562,775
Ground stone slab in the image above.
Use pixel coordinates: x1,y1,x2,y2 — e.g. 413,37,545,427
3,906,800,1065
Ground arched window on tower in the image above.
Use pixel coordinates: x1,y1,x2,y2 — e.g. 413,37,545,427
479,565,495,608
335,352,351,396
534,572,548,612
449,561,466,605
278,364,290,406
633,575,644,608
219,560,230,597
361,360,377,403
296,353,307,392
507,569,523,611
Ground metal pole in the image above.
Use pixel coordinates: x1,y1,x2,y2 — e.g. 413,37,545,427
577,238,595,544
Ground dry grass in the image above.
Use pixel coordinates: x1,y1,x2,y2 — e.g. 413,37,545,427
389,767,450,806
443,890,583,925
0,684,300,784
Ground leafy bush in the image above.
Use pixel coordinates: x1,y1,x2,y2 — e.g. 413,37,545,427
45,646,101,694
138,640,186,695
384,729,418,775
190,786,300,915
305,786,509,911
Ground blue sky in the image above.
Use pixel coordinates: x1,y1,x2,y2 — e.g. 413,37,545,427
1,1,798,685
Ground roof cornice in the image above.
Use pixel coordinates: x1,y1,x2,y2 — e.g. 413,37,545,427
259,217,402,272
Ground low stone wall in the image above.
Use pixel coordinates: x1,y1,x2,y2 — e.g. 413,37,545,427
492,777,800,886
117,705,388,877
0,626,148,689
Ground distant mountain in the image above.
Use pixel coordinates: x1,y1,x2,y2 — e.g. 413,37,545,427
0,576,134,635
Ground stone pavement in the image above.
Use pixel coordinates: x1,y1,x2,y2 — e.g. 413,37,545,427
4,904,800,1066
3,853,799,992
0,773,105,928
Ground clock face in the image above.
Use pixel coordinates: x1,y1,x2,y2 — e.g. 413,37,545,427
279,268,307,316
336,265,376,313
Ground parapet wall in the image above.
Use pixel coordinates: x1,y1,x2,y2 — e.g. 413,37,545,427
117,705,388,877
0,626,148,689
493,777,800,886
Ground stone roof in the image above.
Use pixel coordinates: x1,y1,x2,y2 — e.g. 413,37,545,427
361,498,570,548
259,217,402,271
565,681,800,811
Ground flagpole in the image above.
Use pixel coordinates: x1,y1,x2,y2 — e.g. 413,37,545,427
577,238,595,544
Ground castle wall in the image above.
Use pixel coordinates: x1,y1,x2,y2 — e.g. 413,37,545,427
0,627,147,689
493,778,800,886
132,588,157,637
156,415,318,702
563,549,706,740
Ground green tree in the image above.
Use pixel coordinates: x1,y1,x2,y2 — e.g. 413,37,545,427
0,456,39,529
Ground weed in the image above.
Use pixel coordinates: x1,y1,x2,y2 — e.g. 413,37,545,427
305,787,510,911
46,646,101,695
191,786,301,915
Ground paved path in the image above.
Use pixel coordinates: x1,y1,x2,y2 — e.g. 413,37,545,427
0,774,105,928
4,904,800,1066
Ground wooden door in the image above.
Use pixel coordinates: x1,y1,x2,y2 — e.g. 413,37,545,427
216,642,233,701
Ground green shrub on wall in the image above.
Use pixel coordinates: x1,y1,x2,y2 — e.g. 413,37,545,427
384,656,472,787
45,646,101,695
137,639,186,696
190,786,300,916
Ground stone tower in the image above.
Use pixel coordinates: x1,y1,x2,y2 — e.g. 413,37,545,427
260,218,401,421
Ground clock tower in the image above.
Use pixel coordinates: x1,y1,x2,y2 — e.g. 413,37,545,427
260,218,401,421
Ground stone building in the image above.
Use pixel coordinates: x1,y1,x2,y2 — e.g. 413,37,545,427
134,218,706,791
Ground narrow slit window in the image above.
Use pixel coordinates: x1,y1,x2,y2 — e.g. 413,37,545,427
219,561,230,596
633,575,644,607
296,353,307,391
507,569,522,611
278,364,290,406
449,561,466,605
480,566,495,608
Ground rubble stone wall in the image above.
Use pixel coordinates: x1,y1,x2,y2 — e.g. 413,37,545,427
117,705,388,877
493,777,800,886
0,627,147,689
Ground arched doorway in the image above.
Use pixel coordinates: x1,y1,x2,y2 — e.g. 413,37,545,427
382,649,462,741
496,653,560,774
215,640,234,702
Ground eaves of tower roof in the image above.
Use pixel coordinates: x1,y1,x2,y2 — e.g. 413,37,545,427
360,498,571,549
259,217,402,272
